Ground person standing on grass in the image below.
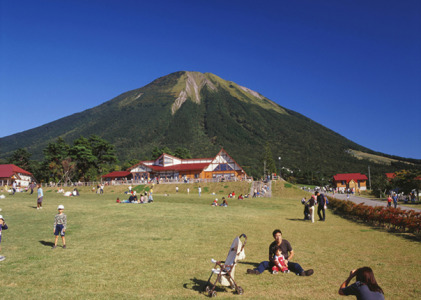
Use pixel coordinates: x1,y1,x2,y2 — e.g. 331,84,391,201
247,229,314,276
198,186,201,197
0,215,8,261
37,184,43,210
52,205,67,249
316,191,327,221
30,182,35,195
307,196,316,223
12,181,17,194
339,267,384,300
392,193,398,209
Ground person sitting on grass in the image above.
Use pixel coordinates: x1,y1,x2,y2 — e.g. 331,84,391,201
247,229,313,276
220,197,228,207
238,194,244,200
339,267,384,300
211,199,219,206
52,205,67,249
0,215,8,260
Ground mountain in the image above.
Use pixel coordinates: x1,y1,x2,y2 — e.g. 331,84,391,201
1,71,419,179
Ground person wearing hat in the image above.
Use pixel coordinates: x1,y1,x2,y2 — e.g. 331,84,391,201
52,205,67,249
0,214,8,261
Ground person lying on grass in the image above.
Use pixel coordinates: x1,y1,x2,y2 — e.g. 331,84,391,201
339,267,384,300
247,229,313,276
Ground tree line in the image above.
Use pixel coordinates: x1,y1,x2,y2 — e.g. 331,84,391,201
2,136,194,184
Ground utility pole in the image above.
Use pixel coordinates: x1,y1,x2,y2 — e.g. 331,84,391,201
368,165,371,190
263,160,266,178
278,156,282,179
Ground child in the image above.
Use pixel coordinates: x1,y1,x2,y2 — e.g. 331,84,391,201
52,205,67,249
211,198,219,206
0,215,8,261
272,247,289,274
220,197,228,207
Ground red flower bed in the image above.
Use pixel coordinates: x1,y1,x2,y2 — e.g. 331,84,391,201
327,196,421,235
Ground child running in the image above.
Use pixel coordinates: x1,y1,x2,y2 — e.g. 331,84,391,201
0,215,8,261
52,205,67,249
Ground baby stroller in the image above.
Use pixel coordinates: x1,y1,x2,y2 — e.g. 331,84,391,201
302,199,310,220
204,234,247,297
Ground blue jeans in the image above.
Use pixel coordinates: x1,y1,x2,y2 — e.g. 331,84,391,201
256,261,304,275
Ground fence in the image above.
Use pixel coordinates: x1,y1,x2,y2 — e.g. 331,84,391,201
41,176,254,188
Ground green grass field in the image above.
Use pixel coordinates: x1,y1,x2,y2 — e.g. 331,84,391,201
0,184,420,299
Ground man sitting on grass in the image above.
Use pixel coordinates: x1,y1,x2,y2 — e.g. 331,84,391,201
247,229,314,276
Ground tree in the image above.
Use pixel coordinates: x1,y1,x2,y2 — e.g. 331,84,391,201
69,137,97,181
7,148,32,171
151,146,175,160
88,135,117,173
392,169,421,200
262,142,277,176
371,173,391,198
174,147,192,159
42,138,71,182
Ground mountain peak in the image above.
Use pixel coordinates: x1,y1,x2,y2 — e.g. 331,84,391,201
171,71,216,114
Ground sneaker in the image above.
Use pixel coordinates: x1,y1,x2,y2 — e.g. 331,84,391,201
301,269,314,276
247,269,259,275
37,207,39,210
51,245,57,249
62,245,66,249
272,271,278,274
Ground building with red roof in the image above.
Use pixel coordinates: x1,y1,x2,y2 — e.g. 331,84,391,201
101,171,132,181
0,164,36,187
385,173,396,180
125,148,247,182
333,173,368,192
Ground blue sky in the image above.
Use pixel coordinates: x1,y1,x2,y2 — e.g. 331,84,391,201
1,0,420,159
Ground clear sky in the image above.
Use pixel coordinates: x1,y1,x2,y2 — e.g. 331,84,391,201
1,0,420,159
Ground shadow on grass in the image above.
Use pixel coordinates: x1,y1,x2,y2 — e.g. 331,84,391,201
39,240,55,247
286,218,308,222
183,277,227,294
239,261,260,268
28,206,38,209
331,211,421,243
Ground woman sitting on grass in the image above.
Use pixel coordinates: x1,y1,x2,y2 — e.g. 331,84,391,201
339,267,384,300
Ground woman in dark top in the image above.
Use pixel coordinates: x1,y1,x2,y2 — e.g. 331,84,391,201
339,267,384,300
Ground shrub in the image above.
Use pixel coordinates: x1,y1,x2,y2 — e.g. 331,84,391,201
326,195,421,235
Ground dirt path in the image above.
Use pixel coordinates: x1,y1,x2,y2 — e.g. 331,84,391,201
327,193,421,212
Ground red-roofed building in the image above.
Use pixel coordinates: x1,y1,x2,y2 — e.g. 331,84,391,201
333,173,368,191
101,171,132,182
386,173,396,180
127,148,247,182
0,164,36,187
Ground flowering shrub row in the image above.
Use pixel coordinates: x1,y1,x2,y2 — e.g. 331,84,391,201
327,196,421,234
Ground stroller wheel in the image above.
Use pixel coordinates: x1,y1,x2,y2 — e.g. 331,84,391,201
237,286,244,295
205,285,211,293
210,291,217,297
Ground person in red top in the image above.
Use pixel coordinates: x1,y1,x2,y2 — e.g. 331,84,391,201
387,195,392,208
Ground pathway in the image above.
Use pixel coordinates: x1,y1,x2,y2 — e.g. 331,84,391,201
327,193,421,212
250,181,272,197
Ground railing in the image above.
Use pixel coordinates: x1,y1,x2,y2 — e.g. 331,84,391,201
41,176,253,187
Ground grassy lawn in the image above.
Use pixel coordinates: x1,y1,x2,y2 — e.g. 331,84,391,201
0,184,420,299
